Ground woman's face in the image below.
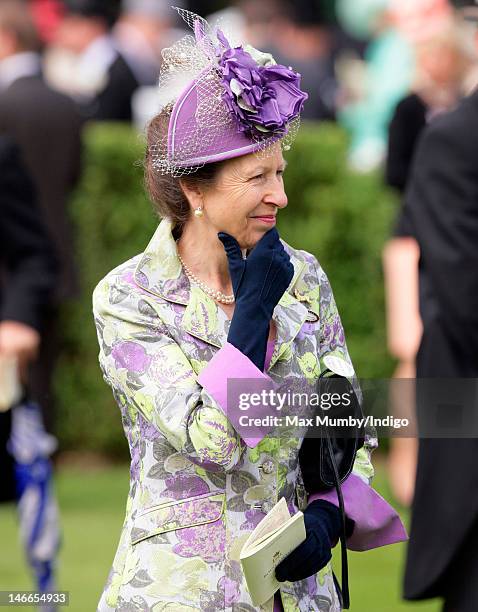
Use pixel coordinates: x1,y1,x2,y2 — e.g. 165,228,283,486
199,145,288,250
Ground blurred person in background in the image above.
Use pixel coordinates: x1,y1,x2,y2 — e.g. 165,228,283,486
398,2,478,609
112,0,188,129
336,0,454,172
383,12,474,506
113,0,173,88
0,0,83,433
386,16,473,194
259,0,338,121
0,136,60,596
52,0,138,121
335,0,415,171
0,137,57,499
236,0,286,49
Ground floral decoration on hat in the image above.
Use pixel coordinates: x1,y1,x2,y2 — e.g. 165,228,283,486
217,30,308,136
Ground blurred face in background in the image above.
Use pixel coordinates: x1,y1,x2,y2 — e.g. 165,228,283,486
0,28,16,61
416,36,466,88
54,15,105,55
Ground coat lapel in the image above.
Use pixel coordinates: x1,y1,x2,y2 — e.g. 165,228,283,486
269,288,309,370
133,218,228,348
133,218,189,304
133,218,314,363
181,286,229,349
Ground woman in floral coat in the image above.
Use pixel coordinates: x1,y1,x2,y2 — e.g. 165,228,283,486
93,9,406,612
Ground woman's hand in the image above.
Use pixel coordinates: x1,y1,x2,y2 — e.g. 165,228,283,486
218,227,293,305
275,500,342,582
218,228,294,370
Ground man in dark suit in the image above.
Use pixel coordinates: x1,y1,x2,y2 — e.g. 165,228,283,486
401,8,478,609
55,0,139,121
0,0,82,431
0,137,58,502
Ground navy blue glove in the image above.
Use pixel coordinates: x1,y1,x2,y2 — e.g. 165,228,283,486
275,500,342,582
218,228,294,371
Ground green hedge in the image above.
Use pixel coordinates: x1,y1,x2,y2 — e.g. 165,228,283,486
55,122,398,455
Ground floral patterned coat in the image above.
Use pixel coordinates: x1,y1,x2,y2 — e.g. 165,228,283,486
92,218,406,612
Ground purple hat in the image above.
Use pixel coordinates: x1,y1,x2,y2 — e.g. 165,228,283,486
150,8,308,176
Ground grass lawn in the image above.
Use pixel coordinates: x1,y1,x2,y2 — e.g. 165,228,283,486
0,458,441,612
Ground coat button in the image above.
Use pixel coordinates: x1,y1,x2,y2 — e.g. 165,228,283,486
261,459,274,474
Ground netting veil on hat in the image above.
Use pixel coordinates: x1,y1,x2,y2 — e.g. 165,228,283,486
150,7,308,176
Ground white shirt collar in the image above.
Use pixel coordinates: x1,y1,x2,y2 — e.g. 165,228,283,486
0,52,41,91
77,35,117,75
69,35,119,98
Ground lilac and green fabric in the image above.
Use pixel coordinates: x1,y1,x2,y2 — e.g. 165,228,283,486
93,217,406,611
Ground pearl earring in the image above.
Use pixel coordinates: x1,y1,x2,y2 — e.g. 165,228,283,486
194,206,203,218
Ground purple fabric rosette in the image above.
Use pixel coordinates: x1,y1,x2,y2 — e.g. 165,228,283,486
217,30,308,136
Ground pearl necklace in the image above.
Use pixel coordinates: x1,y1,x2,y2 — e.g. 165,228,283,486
177,251,235,304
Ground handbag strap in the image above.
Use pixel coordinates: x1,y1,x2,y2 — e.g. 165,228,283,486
325,426,350,609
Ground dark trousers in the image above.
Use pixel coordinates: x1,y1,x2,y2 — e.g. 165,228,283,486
1,307,60,503
0,410,15,502
442,516,478,612
28,305,60,434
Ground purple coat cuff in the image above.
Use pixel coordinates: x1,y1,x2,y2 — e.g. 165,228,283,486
308,473,408,551
198,341,275,448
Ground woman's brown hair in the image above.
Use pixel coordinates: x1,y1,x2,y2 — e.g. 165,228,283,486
144,110,223,238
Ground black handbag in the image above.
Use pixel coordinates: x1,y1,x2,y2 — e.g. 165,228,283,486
298,369,365,609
